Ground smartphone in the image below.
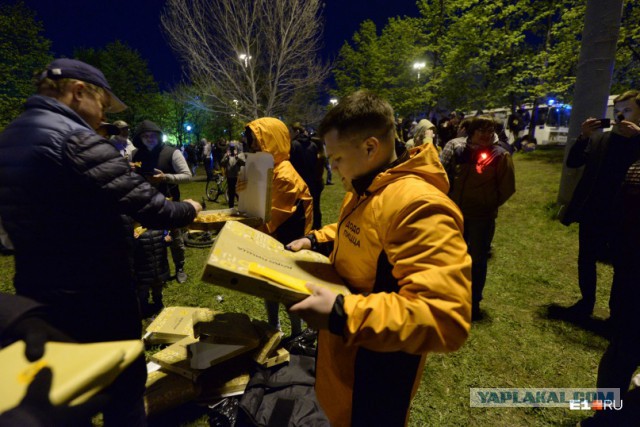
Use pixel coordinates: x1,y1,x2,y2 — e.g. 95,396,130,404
598,118,611,128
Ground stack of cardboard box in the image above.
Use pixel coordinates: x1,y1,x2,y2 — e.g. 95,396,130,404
143,307,286,416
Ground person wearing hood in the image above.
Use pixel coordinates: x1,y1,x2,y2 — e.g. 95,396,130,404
242,117,313,337
132,120,193,284
286,90,471,426
405,118,437,151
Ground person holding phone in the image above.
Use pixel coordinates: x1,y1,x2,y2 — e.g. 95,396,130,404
560,90,640,319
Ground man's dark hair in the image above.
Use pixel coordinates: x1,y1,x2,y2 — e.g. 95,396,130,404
467,115,496,137
318,90,395,143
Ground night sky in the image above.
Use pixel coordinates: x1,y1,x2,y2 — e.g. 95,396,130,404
22,0,421,90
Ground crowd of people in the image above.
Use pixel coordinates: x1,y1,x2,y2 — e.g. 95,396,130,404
0,57,639,427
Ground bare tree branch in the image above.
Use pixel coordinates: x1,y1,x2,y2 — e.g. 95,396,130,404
161,0,329,120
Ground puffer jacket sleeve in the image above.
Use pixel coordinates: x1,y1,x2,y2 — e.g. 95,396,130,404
342,189,472,355
63,132,196,229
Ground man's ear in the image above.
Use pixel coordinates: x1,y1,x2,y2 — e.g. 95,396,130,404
69,81,87,103
363,136,380,159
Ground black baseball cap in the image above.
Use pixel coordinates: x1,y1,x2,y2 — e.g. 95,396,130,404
41,58,127,113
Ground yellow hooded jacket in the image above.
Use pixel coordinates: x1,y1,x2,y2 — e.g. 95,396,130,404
311,143,472,426
245,118,313,239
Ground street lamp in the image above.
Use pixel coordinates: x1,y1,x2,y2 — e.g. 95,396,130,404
413,61,426,80
329,98,338,106
238,53,252,67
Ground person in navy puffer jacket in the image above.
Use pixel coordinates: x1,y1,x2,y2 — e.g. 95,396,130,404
0,58,202,426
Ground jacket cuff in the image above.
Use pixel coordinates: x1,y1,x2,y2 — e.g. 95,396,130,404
305,233,319,251
328,294,346,336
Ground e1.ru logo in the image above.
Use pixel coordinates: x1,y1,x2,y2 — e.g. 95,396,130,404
569,400,622,410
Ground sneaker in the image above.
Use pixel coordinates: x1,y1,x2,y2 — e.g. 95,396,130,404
176,269,188,283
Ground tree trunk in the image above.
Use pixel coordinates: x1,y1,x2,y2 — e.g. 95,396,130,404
556,0,624,217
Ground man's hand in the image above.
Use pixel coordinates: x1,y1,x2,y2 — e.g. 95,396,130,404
289,284,338,330
183,199,203,213
285,237,312,252
580,117,601,139
148,169,165,184
1,316,74,362
614,120,640,138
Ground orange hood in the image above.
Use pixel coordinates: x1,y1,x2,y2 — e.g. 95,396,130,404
246,117,291,165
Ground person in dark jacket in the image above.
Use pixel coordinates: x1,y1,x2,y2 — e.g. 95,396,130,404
132,120,193,284
0,58,202,426
560,90,640,318
580,157,640,427
132,226,171,318
440,115,516,320
290,122,324,229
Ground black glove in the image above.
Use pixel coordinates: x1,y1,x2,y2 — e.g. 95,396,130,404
0,367,110,427
1,316,74,362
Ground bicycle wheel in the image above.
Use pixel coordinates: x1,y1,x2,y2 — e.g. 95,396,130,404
219,179,229,204
206,179,218,202
184,230,215,248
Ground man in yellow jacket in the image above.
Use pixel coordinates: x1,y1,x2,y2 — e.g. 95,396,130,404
287,91,472,426
244,117,313,336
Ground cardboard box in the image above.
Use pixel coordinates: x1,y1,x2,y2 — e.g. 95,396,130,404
144,368,200,416
144,306,216,345
189,208,263,232
237,152,274,222
195,312,261,347
149,336,203,381
1,340,143,412
251,320,283,365
189,152,274,231
202,221,350,306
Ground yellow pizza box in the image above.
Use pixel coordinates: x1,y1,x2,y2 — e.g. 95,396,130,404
202,220,350,306
189,209,263,232
144,306,216,345
144,367,201,416
0,340,143,412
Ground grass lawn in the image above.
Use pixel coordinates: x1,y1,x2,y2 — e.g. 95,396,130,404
0,148,615,426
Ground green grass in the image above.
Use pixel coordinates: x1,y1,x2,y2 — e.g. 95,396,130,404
0,151,615,426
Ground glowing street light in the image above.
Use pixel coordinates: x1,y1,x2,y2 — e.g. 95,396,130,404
329,98,338,106
413,61,426,80
238,53,252,67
